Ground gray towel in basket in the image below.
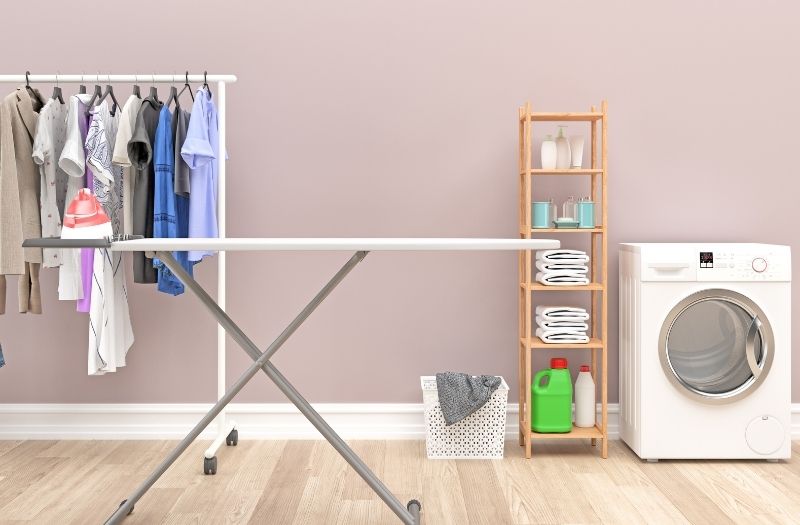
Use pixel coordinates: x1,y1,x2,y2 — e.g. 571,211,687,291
435,372,501,426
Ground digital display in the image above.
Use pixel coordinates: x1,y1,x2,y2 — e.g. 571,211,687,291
700,251,713,268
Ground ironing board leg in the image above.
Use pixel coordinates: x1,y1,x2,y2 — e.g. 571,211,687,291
105,251,420,525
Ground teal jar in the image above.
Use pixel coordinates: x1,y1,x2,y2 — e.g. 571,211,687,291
532,200,556,228
577,199,595,228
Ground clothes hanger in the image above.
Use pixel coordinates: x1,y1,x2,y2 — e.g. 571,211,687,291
148,73,159,103
203,70,211,97
84,72,102,115
51,73,64,104
79,73,87,95
133,73,141,99
177,71,194,103
97,74,120,116
24,71,46,106
165,73,180,109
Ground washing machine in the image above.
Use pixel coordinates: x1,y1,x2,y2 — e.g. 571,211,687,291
619,243,791,460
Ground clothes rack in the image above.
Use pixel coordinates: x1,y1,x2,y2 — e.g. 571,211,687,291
0,72,237,473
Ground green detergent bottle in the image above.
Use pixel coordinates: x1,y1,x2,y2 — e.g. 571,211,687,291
531,357,573,433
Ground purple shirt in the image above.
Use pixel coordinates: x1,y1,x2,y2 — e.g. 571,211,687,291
77,106,93,313
181,88,219,262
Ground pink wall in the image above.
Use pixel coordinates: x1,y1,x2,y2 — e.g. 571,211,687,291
0,0,798,404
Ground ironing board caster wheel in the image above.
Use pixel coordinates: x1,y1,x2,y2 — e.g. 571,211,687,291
226,429,238,446
407,499,421,522
119,499,134,515
204,456,217,475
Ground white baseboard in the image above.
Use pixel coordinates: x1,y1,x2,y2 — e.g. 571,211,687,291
0,403,797,440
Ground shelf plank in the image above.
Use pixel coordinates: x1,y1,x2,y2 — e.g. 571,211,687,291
522,337,604,349
522,282,605,291
521,112,603,122
530,425,604,439
523,227,604,234
522,168,603,175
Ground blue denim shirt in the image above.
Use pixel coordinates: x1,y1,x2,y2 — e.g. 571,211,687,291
153,106,194,295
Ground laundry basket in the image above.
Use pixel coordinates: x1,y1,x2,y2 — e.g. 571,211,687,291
421,376,509,459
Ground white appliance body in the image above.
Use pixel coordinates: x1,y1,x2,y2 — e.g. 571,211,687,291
619,243,791,460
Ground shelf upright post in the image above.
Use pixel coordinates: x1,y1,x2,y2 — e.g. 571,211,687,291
600,100,609,458
518,105,526,447
523,102,533,459
590,105,599,447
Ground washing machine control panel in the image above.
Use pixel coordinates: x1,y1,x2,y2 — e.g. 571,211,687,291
697,249,790,281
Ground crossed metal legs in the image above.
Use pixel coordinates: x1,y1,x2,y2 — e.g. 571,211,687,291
104,250,421,525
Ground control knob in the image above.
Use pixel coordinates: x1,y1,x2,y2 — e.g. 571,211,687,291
752,257,767,273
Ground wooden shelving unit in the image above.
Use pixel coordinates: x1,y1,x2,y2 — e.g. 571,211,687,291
517,101,608,459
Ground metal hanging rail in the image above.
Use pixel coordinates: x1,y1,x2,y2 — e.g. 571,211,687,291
0,73,237,83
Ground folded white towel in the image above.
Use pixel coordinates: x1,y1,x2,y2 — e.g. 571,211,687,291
536,316,589,331
536,328,590,344
536,272,590,286
535,306,590,322
536,249,590,263
535,260,588,275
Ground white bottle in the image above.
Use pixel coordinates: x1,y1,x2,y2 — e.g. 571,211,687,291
541,135,557,169
574,365,595,428
555,126,571,169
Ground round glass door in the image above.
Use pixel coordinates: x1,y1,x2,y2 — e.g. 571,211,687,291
659,289,774,404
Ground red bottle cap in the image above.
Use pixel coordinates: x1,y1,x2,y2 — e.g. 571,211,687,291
580,365,590,372
551,357,568,369
63,189,109,228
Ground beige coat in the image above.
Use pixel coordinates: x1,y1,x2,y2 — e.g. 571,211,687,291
0,87,44,314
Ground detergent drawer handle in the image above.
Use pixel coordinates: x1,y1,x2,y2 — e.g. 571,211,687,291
648,262,690,271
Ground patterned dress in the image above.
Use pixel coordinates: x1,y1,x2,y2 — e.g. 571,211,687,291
85,100,123,234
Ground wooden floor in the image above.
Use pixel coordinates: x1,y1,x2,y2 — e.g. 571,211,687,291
0,439,798,524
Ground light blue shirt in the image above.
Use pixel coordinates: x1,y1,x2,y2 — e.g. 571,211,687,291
181,88,219,262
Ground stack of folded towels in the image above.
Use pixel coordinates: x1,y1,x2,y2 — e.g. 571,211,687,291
535,249,590,286
535,306,590,344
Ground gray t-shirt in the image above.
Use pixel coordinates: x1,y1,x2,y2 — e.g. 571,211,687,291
127,97,164,284
171,107,191,196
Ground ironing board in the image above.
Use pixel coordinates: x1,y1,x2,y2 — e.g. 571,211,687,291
23,237,560,525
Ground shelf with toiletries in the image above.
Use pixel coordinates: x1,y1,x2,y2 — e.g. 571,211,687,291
529,196,596,231
522,227,604,234
518,101,608,459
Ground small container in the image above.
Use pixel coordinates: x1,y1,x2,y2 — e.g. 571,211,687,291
574,365,596,428
577,198,595,228
569,135,585,168
555,126,571,169
553,218,580,229
541,135,557,170
532,200,556,228
531,357,573,433
562,196,577,220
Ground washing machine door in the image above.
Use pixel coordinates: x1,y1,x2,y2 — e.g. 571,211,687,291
659,289,774,404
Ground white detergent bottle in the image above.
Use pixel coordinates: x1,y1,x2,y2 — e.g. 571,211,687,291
541,134,557,169
555,126,571,169
574,365,595,427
